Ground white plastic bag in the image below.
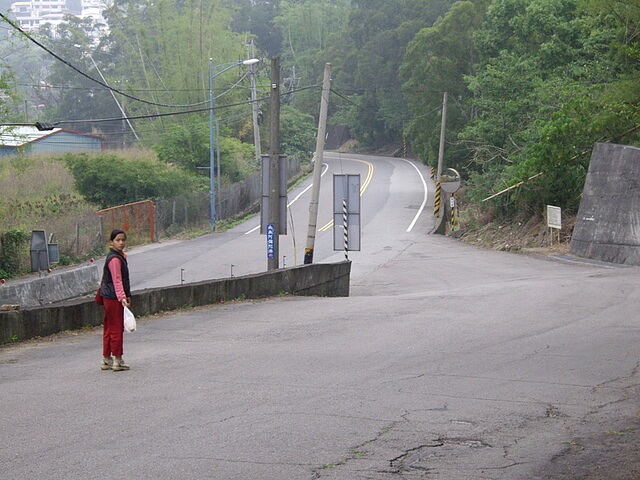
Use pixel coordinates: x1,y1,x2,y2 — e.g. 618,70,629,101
123,306,137,332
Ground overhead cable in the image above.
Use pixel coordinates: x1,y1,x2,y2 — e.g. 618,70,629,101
50,83,321,126
0,11,224,109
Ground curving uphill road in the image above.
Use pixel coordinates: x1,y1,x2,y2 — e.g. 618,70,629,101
129,151,436,290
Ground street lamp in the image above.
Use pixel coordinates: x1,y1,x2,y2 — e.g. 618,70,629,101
209,58,259,231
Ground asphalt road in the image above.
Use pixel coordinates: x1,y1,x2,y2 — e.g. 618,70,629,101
2,153,640,479
130,152,434,289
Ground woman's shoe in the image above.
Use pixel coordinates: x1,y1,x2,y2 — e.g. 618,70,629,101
101,357,113,370
112,357,130,371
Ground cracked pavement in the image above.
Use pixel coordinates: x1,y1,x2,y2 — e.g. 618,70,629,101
2,232,640,479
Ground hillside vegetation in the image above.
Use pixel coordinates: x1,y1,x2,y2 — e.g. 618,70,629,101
0,150,208,278
0,154,99,277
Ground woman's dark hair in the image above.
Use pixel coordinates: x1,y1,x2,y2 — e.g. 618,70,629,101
110,229,127,241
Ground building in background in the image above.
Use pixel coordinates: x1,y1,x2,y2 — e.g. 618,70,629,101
0,126,103,157
9,0,109,32
10,0,67,31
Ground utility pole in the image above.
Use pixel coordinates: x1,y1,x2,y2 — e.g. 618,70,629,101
215,119,222,219
249,60,262,164
268,56,281,271
209,58,217,231
304,62,332,264
436,91,447,180
434,92,448,235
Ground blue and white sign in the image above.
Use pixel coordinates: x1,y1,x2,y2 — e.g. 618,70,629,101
267,224,275,259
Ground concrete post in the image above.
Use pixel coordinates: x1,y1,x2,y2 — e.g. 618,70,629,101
304,63,332,264
268,57,281,271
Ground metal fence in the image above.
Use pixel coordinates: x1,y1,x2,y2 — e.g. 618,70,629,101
155,156,305,239
98,200,156,244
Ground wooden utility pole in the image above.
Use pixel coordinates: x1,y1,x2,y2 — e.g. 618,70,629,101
304,63,332,264
268,56,281,270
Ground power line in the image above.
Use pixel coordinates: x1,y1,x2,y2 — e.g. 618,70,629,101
329,88,363,108
19,81,271,97
56,99,250,125
0,11,217,109
52,83,321,126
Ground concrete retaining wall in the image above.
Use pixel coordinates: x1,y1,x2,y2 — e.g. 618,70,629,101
0,264,100,308
570,143,640,265
0,261,351,344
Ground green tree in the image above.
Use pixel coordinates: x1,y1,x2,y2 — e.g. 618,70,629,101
228,0,282,58
271,0,350,117
36,16,124,144
328,0,456,149
463,0,639,214
216,135,257,183
280,105,316,161
401,0,489,166
154,117,259,183
63,152,206,208
100,0,250,145
0,31,34,122
154,118,209,173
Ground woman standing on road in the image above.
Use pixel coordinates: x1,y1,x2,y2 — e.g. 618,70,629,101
99,229,132,371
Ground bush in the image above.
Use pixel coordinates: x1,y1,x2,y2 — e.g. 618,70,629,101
154,119,258,182
217,136,258,182
280,105,316,161
0,228,30,277
153,119,209,173
62,151,207,209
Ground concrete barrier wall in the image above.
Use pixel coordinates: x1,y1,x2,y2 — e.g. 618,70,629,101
0,261,351,344
0,264,100,308
570,143,640,265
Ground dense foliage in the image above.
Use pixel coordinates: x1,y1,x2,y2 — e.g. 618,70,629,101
152,118,257,183
0,228,30,278
62,152,206,208
280,106,317,161
461,0,640,214
1,0,638,218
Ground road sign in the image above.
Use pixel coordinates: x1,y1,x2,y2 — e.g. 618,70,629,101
547,205,562,230
441,168,461,193
266,224,275,259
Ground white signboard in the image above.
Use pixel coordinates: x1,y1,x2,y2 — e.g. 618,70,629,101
546,205,562,230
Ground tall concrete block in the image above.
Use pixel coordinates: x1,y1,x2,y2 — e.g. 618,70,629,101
570,143,640,265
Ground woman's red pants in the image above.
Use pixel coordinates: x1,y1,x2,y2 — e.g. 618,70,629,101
102,298,124,357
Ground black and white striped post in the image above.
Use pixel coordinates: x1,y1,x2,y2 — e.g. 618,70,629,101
333,174,360,257
343,198,349,260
